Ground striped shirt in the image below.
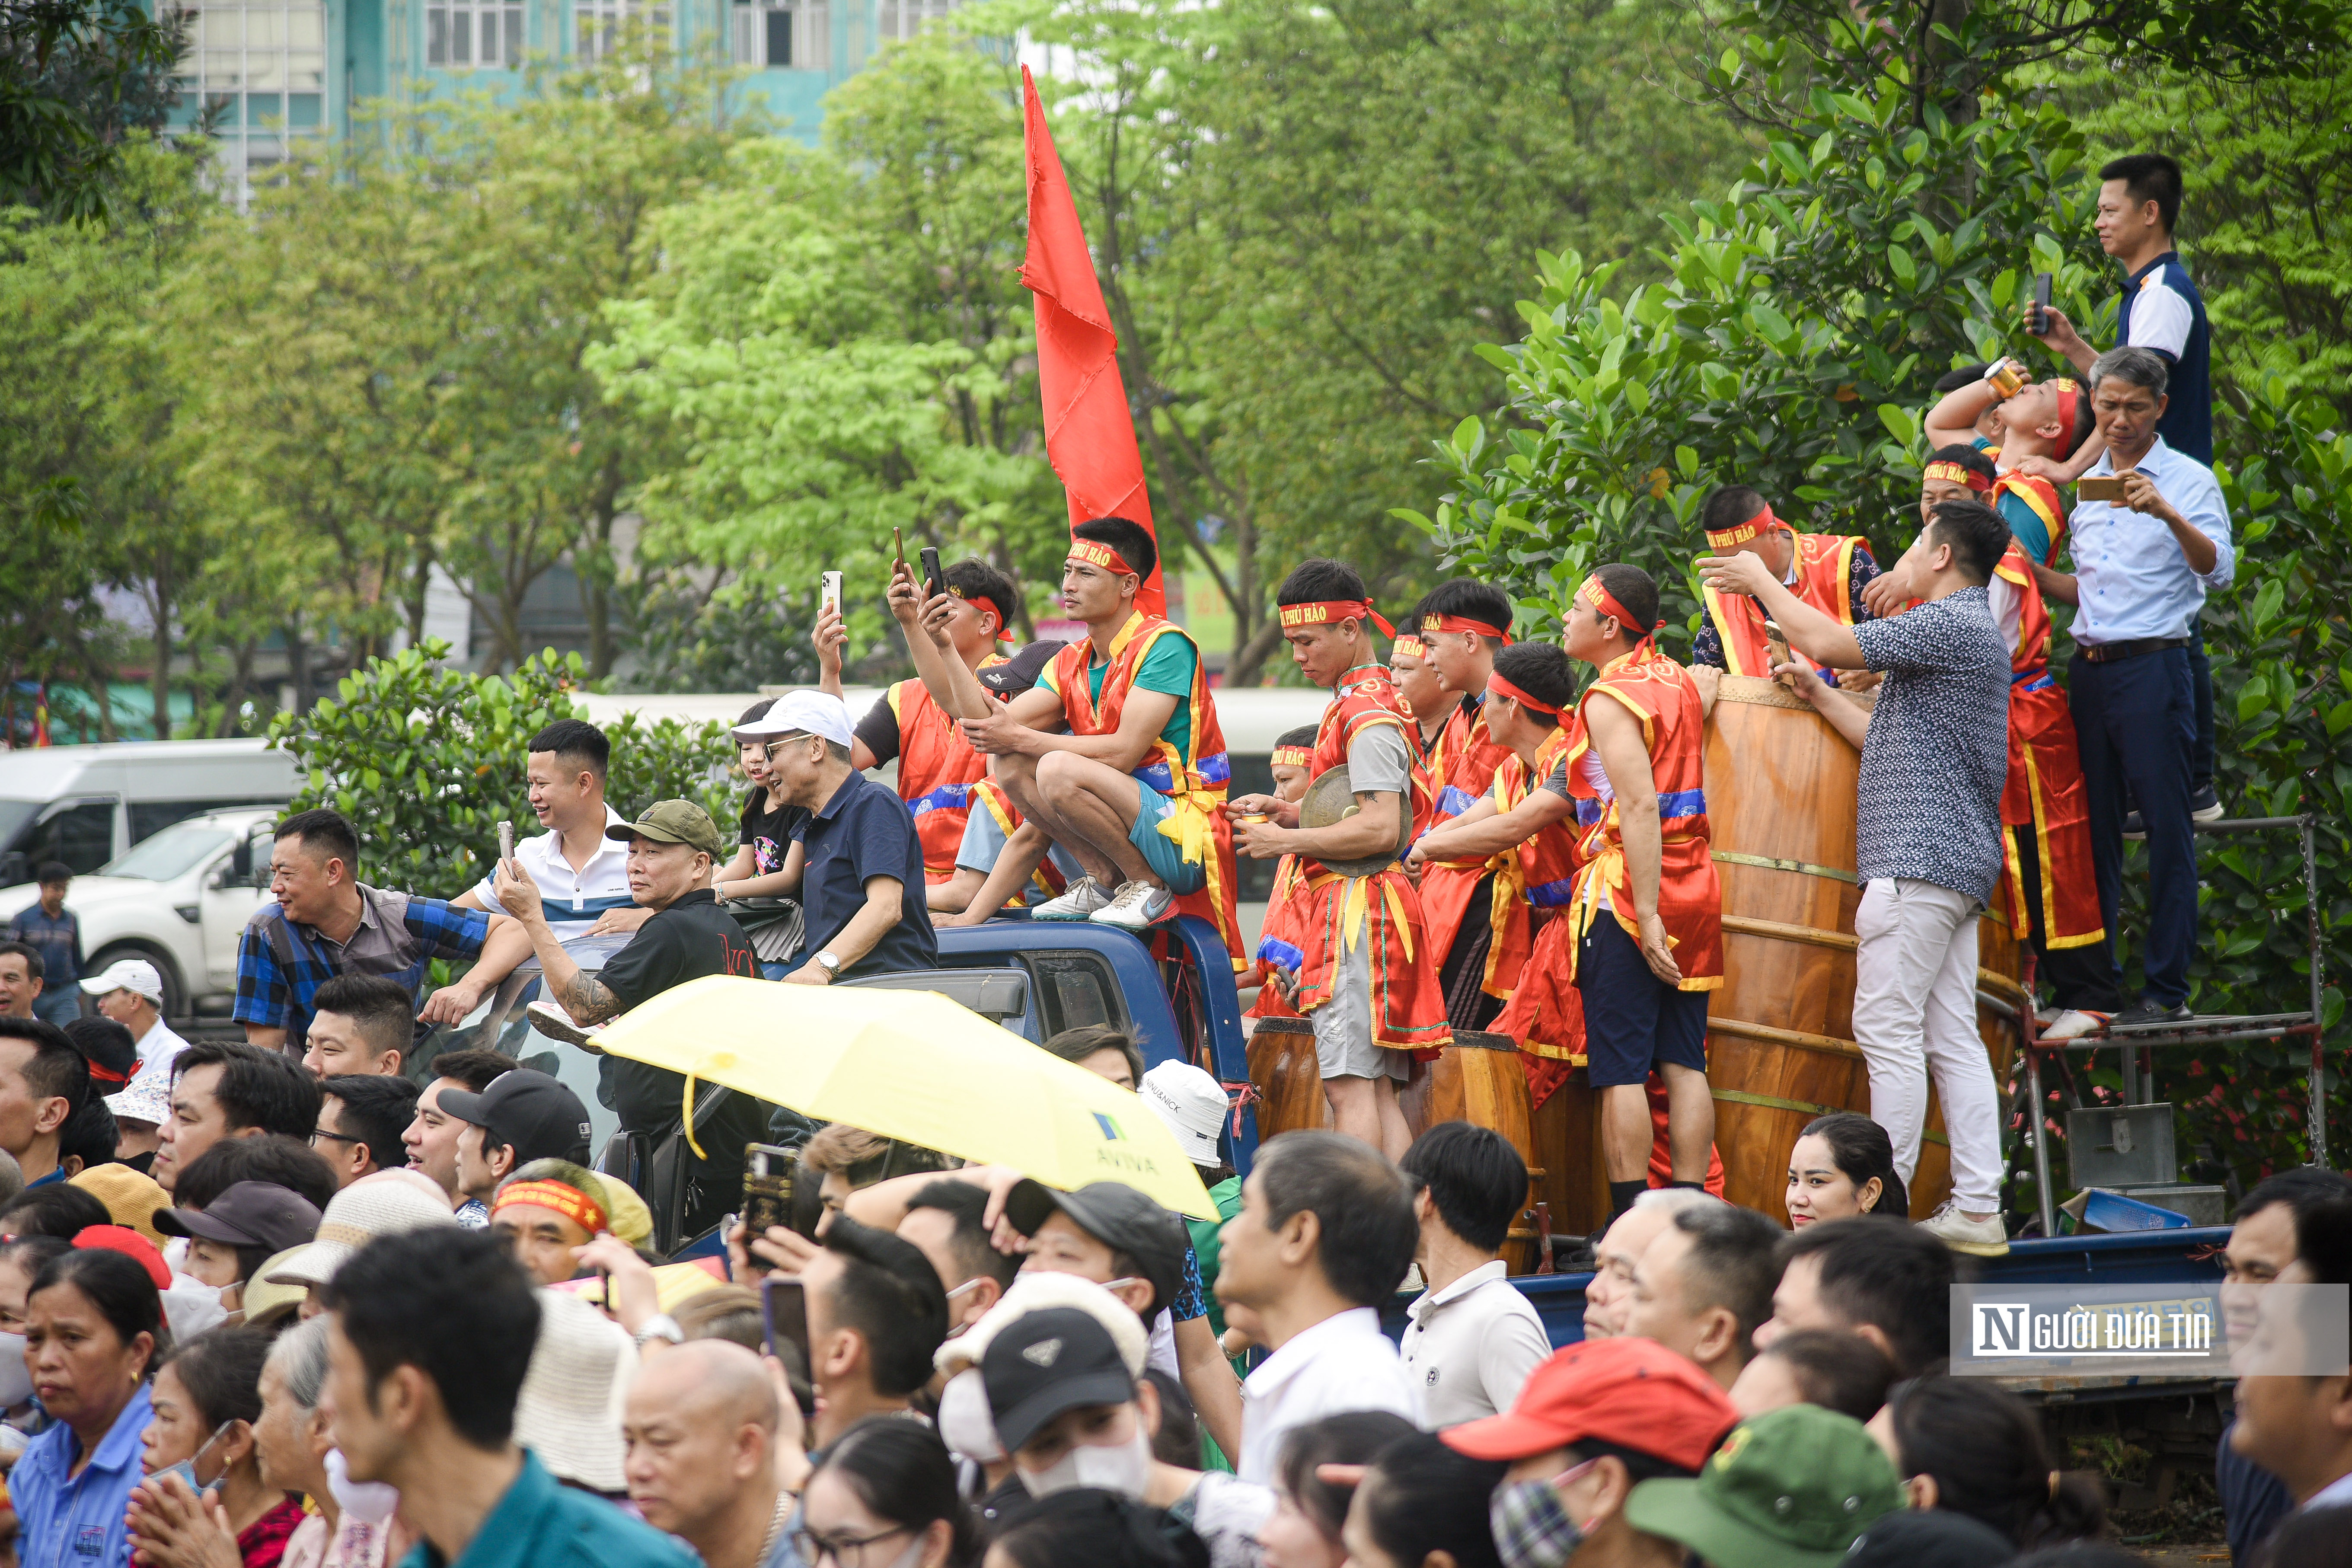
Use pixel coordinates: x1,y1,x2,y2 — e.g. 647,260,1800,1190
469,807,635,944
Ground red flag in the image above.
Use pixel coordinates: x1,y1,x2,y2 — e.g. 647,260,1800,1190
1019,65,1164,619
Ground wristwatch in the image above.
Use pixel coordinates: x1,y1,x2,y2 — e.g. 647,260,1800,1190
814,951,843,979
634,1314,684,1348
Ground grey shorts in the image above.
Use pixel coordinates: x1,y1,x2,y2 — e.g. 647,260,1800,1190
1308,929,1407,1082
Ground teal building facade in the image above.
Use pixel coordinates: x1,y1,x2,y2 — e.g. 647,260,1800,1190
167,0,961,201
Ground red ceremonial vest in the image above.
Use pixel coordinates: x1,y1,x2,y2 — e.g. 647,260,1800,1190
1422,695,1514,837
1301,667,1425,880
1699,531,1861,677
891,675,996,882
1991,470,2068,566
1492,723,1588,912
1562,646,1723,989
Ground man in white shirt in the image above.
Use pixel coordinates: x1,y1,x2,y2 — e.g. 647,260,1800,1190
455,718,635,952
1214,1129,1421,1483
1397,1121,1549,1428
82,958,187,1080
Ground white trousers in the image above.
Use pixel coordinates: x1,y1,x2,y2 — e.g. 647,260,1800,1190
1852,878,2004,1212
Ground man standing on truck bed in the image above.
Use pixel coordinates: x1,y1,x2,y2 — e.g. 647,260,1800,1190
905,517,1244,964
234,808,533,1052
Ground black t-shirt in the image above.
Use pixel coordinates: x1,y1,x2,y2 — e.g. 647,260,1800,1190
738,787,808,878
855,694,902,768
597,890,768,1161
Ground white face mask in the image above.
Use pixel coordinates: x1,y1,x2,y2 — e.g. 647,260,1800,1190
0,1331,31,1408
324,1447,402,1525
935,1370,1005,1465
1019,1418,1152,1499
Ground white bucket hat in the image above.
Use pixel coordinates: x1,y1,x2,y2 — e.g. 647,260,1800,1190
266,1171,460,1290
1139,1060,1230,1168
515,1290,637,1493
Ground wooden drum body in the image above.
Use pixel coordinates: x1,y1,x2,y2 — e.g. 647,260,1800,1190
1703,675,2018,1224
1244,1017,1330,1143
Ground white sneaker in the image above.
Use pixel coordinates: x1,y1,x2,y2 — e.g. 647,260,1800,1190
1090,880,1175,930
526,1000,609,1055
2041,1008,2108,1042
1032,875,1114,921
1921,1200,2011,1257
2035,1004,2063,1026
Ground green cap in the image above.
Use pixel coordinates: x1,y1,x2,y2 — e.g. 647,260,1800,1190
606,800,727,860
1622,1404,1902,1568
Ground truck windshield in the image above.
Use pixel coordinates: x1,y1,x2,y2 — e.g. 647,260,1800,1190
101,824,235,882
0,800,39,856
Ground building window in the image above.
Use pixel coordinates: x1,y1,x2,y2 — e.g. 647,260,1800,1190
577,0,671,62
731,0,826,68
427,1,524,67
173,1,326,204
875,0,954,44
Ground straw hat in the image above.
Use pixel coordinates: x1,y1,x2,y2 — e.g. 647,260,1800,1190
515,1289,636,1493
242,1248,312,1328
266,1172,459,1290
70,1164,171,1249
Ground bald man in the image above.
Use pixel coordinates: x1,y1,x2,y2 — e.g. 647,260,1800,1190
623,1340,789,1568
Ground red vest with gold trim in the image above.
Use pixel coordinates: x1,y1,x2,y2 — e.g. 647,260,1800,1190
1699,532,1861,677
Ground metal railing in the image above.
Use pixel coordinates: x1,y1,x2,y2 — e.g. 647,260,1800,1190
2015,813,2328,1239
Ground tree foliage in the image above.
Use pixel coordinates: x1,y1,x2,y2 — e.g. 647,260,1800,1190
0,0,182,220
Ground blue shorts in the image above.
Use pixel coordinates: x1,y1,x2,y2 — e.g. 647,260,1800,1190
1575,914,1710,1088
1130,782,1207,895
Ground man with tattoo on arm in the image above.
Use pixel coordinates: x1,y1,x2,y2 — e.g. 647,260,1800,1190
501,799,765,1236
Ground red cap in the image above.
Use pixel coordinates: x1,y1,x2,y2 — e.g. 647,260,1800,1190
73,1224,172,1290
1442,1338,1738,1473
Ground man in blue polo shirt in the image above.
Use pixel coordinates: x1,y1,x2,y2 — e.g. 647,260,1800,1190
744,691,937,983
320,1227,697,1568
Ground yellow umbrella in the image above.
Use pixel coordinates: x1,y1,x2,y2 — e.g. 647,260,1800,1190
593,974,1218,1220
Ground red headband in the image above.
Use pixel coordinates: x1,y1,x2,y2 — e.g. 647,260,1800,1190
952,588,1015,641
1066,540,1139,578
1705,502,1783,549
1922,459,1993,494
1486,674,1561,717
1580,576,1660,636
1389,634,1428,660
1270,744,1313,768
2053,377,2081,448
1419,612,1514,645
1277,600,1397,637
494,1179,608,1236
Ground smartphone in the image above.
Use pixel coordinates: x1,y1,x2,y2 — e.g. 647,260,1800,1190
2077,475,2130,502
919,546,945,602
741,1142,798,1245
762,1276,811,1367
497,819,514,867
2029,271,2053,335
892,525,906,572
820,570,842,618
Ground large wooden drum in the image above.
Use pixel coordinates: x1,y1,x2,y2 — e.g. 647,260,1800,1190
1704,674,2021,1223
1244,1017,1328,1142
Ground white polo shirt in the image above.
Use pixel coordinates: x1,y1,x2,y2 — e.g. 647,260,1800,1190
131,1015,190,1079
1398,1259,1551,1429
471,806,635,945
1235,1306,1420,1486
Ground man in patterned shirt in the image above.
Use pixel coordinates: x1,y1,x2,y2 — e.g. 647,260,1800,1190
1699,497,2014,1258
234,809,530,1053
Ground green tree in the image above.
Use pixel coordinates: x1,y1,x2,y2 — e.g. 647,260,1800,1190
0,0,183,220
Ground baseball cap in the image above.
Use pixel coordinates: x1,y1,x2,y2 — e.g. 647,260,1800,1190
1445,1338,1739,1472
73,1225,172,1290
1624,1405,1903,1568
605,799,728,861
1138,1061,1229,1169
71,1163,170,1248
265,1169,460,1289
105,1063,173,1130
80,958,165,1003
1003,1179,1189,1320
154,1181,324,1256
436,1070,593,1167
736,689,854,750
982,1306,1140,1454
1841,1508,2016,1568
978,640,1068,700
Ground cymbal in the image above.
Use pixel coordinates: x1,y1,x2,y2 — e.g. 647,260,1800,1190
1299,765,1414,877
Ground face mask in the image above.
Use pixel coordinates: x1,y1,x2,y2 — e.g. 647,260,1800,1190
0,1331,30,1408
151,1421,233,1498
325,1447,402,1525
1020,1418,1152,1499
1489,1461,1598,1568
935,1370,1005,1465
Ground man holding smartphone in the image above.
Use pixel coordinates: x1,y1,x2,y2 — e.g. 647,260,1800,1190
2049,347,2233,1029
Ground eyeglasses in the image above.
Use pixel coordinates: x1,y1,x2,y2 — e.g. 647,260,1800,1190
310,1128,364,1146
791,1524,912,1568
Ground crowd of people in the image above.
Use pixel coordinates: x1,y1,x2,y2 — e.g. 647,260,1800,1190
0,147,2320,1568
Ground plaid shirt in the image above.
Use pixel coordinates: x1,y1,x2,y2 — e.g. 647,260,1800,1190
233,883,488,1042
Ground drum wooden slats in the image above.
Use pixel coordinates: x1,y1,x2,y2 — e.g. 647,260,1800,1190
1704,674,2018,1224
1244,1018,1329,1142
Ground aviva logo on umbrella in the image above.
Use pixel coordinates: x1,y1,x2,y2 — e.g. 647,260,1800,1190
1092,1113,1124,1141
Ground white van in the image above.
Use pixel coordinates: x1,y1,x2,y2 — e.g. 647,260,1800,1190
0,739,298,885
0,806,278,1018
